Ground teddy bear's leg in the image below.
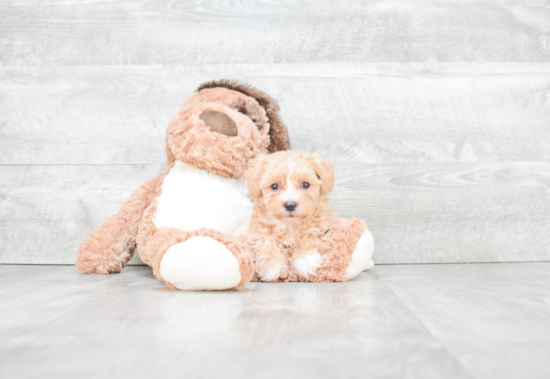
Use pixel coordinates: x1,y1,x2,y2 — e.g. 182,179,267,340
348,228,375,278
76,175,164,275
308,218,374,282
145,228,254,291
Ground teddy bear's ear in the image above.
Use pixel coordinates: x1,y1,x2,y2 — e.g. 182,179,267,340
199,110,238,137
196,80,290,153
311,153,335,195
245,154,268,199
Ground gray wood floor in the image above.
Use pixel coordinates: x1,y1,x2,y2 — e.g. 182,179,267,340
1,263,549,379
1,2,549,264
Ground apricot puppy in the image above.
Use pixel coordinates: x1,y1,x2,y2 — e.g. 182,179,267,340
246,150,337,281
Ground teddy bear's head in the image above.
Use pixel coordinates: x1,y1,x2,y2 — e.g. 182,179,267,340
165,80,290,178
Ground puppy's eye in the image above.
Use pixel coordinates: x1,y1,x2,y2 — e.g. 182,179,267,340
271,184,279,190
301,182,310,189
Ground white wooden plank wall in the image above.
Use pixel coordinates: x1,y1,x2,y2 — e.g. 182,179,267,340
0,1,549,264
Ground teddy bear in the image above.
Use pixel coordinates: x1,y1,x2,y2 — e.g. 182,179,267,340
76,80,374,290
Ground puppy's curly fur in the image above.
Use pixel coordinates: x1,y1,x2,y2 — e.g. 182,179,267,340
246,151,337,281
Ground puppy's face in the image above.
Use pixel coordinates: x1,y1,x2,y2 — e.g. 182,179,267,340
247,151,334,225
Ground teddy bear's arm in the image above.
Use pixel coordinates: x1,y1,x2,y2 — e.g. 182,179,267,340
75,173,165,274
308,218,373,282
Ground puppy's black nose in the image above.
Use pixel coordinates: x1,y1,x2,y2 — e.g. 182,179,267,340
284,201,297,212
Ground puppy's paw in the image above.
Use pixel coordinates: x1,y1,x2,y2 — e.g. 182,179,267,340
294,251,323,279
256,259,288,282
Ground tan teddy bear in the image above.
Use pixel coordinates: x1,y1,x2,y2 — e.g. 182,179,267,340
76,80,374,290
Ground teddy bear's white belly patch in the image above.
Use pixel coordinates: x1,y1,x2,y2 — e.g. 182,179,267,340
154,160,252,236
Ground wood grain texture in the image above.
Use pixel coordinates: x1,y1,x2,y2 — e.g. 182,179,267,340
2,0,550,265
1,0,549,66
1,63,550,165
1,162,548,264
1,263,550,378
333,161,550,264
382,263,550,379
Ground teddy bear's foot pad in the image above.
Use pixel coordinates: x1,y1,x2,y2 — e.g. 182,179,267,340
346,229,375,280
160,236,242,290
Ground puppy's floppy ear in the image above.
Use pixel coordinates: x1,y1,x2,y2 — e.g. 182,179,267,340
246,154,268,199
311,153,335,194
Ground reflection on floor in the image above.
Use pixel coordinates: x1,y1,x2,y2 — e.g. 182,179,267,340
1,263,549,379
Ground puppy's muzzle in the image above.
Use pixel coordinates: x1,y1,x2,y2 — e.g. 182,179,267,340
284,201,297,212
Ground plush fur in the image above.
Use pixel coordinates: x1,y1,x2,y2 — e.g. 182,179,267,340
197,80,290,153
166,92,270,178
76,80,373,290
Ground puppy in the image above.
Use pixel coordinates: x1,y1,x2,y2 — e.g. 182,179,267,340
246,150,336,281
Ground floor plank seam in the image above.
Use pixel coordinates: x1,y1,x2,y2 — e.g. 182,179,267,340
382,279,480,379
